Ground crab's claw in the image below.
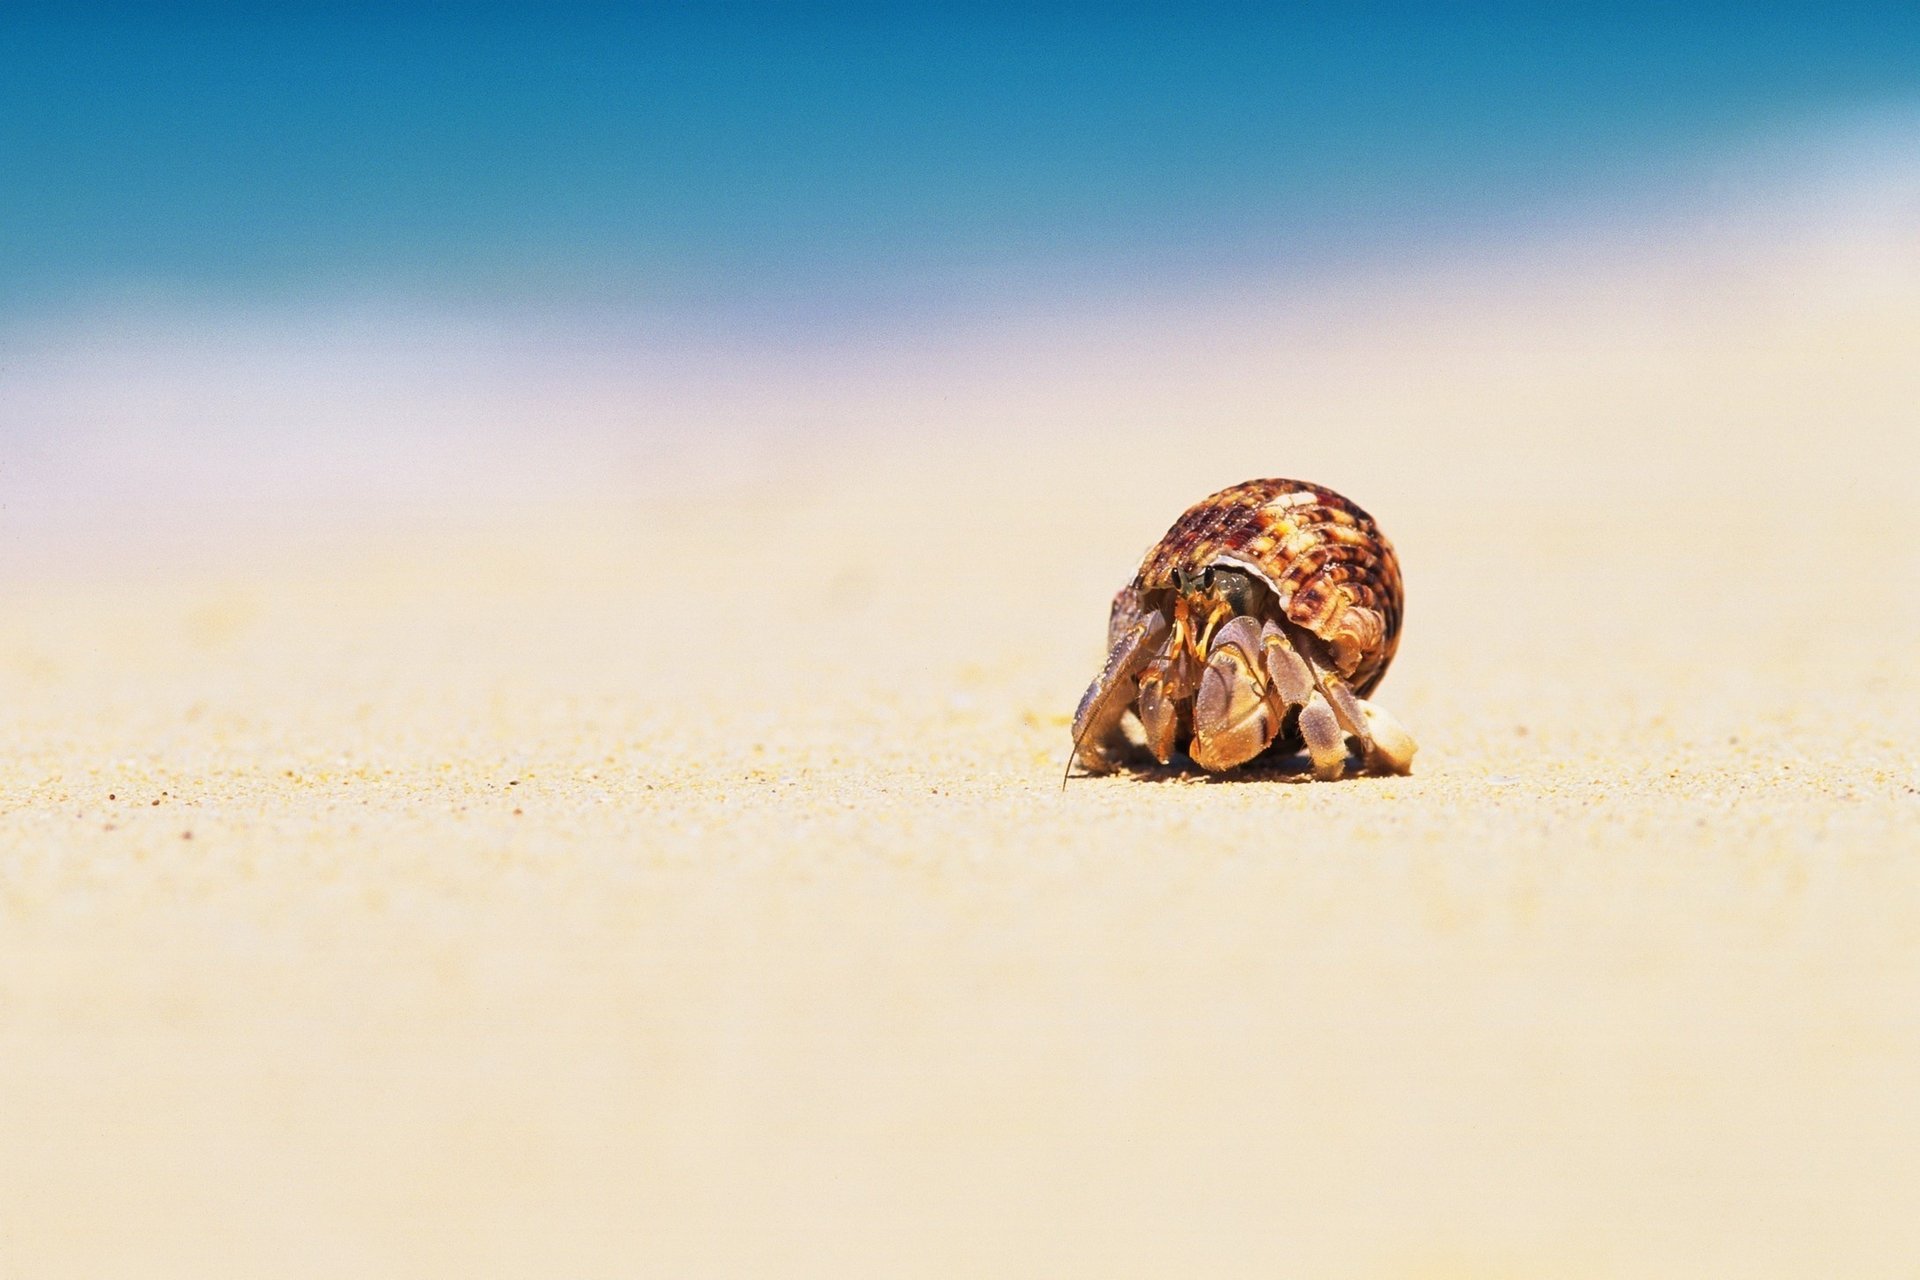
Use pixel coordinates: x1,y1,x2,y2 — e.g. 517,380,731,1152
1068,608,1169,776
1189,617,1279,772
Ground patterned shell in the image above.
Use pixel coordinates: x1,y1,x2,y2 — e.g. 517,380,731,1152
1134,478,1405,696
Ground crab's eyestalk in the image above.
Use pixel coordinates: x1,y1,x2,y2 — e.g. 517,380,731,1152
1172,567,1213,595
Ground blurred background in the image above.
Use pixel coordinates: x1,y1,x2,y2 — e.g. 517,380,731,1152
4,5,1917,558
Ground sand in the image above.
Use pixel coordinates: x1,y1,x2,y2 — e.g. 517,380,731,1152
4,215,1919,1276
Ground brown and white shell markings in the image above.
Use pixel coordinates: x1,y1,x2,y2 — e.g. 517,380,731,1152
1070,478,1417,780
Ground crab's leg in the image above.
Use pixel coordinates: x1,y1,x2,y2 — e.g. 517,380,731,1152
1106,585,1153,653
1285,623,1417,776
1189,616,1280,772
1136,658,1178,765
1357,700,1418,774
1134,593,1199,765
1068,607,1170,776
1142,641,1213,763
1261,620,1350,780
1297,691,1350,781
1259,620,1317,709
1192,597,1234,658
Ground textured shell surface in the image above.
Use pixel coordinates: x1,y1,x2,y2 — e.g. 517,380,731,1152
1134,478,1404,695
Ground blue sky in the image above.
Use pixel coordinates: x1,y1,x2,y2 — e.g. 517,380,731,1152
5,7,1918,328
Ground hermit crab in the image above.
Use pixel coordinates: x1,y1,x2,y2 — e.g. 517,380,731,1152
1069,478,1416,781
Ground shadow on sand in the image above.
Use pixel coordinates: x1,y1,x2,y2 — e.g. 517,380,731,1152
1070,745,1380,786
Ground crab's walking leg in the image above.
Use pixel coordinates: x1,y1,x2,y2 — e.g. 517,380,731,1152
1256,619,1347,780
1190,616,1279,772
1133,596,1204,763
1068,607,1170,776
1138,646,1208,764
1259,620,1317,709
1287,623,1417,776
1193,598,1234,658
1357,700,1418,774
1297,691,1350,781
1135,659,1180,764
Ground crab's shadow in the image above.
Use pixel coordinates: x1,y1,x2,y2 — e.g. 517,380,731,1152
1093,747,1373,786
